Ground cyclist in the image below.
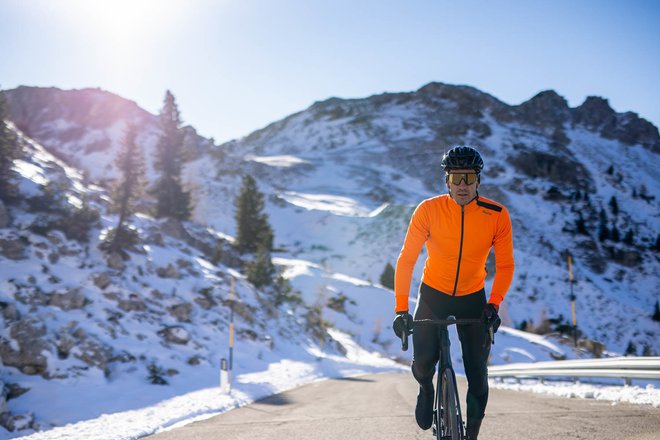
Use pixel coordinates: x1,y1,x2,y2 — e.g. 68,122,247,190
392,146,514,439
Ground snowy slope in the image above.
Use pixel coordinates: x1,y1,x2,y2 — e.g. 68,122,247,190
1,83,659,437
5,84,658,352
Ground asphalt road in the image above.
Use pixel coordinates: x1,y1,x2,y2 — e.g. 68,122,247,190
144,372,660,440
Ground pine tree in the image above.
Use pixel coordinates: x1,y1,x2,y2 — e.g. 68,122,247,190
234,175,273,254
246,241,275,288
598,208,609,241
606,165,614,175
152,91,191,220
0,88,20,202
623,229,634,245
109,123,145,251
624,340,637,356
653,300,660,322
611,224,620,242
609,196,619,216
642,344,653,357
380,262,395,290
575,213,587,235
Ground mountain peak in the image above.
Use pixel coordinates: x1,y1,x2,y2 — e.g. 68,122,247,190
515,90,570,127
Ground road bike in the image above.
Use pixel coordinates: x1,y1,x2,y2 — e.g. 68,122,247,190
401,316,493,440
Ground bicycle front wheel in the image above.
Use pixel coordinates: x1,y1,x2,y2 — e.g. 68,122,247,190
440,369,461,440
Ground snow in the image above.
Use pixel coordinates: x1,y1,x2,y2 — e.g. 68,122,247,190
245,154,311,168
3,86,660,439
491,379,660,408
11,340,405,440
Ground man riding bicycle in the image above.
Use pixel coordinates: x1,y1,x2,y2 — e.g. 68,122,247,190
392,146,515,439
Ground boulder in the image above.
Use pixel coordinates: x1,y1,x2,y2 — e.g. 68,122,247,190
0,319,50,376
0,236,27,260
156,264,181,279
0,412,36,433
106,252,125,271
0,200,9,228
92,272,112,289
48,288,86,310
0,302,19,322
168,303,192,322
118,293,147,312
158,326,191,345
72,338,112,374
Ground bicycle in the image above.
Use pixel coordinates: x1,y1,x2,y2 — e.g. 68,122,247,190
401,316,494,440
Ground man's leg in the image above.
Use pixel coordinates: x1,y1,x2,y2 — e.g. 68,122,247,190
458,322,490,439
454,289,489,439
411,286,441,430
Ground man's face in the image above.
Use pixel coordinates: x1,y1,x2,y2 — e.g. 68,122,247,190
446,168,479,206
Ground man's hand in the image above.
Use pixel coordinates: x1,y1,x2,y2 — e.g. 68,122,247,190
392,311,413,338
481,303,501,333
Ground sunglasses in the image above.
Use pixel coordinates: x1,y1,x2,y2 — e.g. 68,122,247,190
447,173,479,185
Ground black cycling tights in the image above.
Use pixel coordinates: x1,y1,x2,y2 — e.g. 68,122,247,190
411,283,490,420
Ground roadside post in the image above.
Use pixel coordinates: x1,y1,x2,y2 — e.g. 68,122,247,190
228,276,235,391
568,254,578,347
220,358,229,393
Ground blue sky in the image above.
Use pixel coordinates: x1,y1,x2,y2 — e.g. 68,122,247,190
1,0,659,144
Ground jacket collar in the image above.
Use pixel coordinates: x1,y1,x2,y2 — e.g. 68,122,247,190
447,192,480,213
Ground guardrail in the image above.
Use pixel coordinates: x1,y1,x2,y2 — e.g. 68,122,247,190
488,356,660,385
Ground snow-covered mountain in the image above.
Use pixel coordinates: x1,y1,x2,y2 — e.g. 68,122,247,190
5,83,659,352
1,83,658,437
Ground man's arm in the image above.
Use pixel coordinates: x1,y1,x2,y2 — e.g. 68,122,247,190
394,201,430,313
488,206,515,307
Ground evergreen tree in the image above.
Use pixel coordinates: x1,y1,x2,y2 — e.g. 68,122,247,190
611,224,620,242
642,344,653,357
623,228,634,245
234,175,273,254
606,164,614,175
609,196,619,216
152,91,191,220
110,123,145,251
575,213,587,235
624,340,637,356
246,241,275,288
0,88,20,201
598,208,609,241
380,262,395,290
653,300,660,322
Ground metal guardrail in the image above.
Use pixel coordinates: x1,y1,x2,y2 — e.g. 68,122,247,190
488,356,660,385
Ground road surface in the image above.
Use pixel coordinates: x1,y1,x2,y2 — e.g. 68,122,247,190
144,372,660,439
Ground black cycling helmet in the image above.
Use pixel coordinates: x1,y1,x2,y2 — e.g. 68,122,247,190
441,146,484,173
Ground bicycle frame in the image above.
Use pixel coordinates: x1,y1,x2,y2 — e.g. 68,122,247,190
401,316,490,440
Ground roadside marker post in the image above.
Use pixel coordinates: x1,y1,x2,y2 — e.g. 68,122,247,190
228,276,235,391
568,254,578,347
220,358,229,393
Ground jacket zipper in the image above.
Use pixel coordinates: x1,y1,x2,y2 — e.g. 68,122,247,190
452,205,465,296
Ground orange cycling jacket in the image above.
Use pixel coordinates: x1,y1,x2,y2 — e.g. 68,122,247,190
394,194,515,313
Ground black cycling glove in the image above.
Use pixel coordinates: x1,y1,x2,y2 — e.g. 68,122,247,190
392,311,413,338
481,303,501,333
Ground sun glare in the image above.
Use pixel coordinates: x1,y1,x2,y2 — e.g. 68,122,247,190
57,0,189,86
71,0,184,43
